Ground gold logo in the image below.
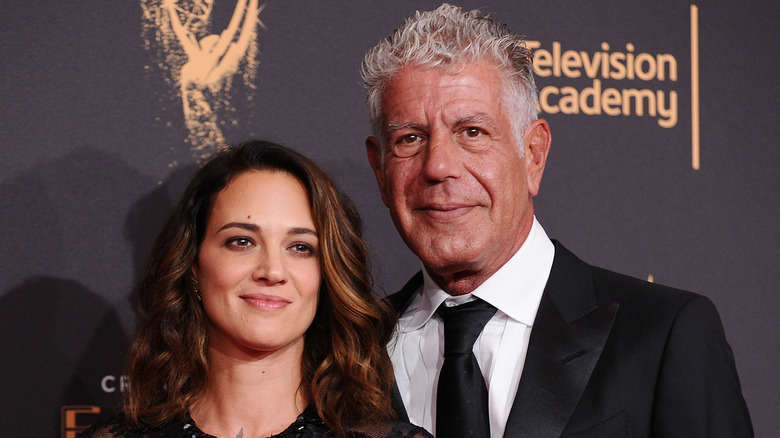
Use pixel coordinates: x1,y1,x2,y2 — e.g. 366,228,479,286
61,405,101,438
690,4,700,169
141,0,265,161
531,5,701,169
529,40,679,129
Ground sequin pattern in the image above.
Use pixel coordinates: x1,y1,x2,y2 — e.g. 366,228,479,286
77,406,431,438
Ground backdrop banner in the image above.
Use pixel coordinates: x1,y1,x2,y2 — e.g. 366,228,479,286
1,1,777,436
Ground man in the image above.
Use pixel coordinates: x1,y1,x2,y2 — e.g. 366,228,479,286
361,4,752,437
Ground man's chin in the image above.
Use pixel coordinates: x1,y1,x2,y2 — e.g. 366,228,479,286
419,252,483,278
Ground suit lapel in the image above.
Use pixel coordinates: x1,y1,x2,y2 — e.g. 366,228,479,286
386,272,423,422
387,271,424,314
504,242,618,437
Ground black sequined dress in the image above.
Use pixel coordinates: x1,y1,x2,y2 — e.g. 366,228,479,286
78,405,431,438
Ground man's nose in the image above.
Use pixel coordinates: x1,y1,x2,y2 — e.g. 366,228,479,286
421,131,463,182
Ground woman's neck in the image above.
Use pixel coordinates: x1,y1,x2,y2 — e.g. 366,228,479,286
190,339,308,438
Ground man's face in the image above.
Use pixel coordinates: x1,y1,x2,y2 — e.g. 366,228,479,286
366,62,550,293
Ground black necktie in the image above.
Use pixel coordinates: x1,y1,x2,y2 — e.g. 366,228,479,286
436,299,497,438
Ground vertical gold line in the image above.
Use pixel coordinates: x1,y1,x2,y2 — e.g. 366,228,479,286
691,5,700,170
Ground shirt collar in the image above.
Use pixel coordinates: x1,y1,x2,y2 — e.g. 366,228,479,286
399,217,554,331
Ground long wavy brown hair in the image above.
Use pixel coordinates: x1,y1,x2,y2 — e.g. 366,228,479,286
123,140,396,436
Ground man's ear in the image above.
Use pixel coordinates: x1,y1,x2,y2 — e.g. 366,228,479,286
524,119,552,197
366,136,391,207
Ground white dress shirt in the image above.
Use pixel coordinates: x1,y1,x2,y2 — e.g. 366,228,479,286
388,217,555,437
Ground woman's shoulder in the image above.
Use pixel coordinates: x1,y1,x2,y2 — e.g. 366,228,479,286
280,406,432,438
349,420,433,438
77,413,213,438
76,414,130,438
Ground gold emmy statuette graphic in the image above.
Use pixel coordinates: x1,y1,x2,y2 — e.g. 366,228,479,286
142,0,264,161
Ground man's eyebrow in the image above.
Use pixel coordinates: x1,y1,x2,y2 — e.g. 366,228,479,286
455,113,496,128
386,121,424,133
387,114,497,132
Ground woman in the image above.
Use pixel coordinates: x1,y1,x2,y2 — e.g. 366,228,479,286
80,140,431,438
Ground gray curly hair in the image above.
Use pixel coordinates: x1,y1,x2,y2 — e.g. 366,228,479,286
361,3,538,153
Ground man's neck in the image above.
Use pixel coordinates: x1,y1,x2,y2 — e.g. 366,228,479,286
426,214,536,296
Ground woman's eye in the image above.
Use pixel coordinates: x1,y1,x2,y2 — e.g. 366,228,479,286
290,243,316,256
226,237,253,249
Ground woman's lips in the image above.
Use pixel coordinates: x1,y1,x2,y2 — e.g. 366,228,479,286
239,294,291,311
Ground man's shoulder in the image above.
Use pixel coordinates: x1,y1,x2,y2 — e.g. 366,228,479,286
589,264,704,309
583,261,724,335
551,240,711,316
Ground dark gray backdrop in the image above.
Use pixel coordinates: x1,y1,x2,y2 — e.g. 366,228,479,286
1,1,778,436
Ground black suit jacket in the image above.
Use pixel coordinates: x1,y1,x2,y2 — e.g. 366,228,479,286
388,241,752,437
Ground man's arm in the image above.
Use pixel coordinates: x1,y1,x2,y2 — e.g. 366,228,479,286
652,295,753,437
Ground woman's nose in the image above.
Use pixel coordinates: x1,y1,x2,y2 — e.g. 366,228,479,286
252,250,288,285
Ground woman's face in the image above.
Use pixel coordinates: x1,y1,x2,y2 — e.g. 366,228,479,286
194,170,321,359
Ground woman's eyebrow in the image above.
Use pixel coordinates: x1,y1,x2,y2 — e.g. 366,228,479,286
217,222,259,232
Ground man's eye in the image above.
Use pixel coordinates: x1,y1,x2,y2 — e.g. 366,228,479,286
464,127,482,138
392,133,424,157
398,134,421,144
